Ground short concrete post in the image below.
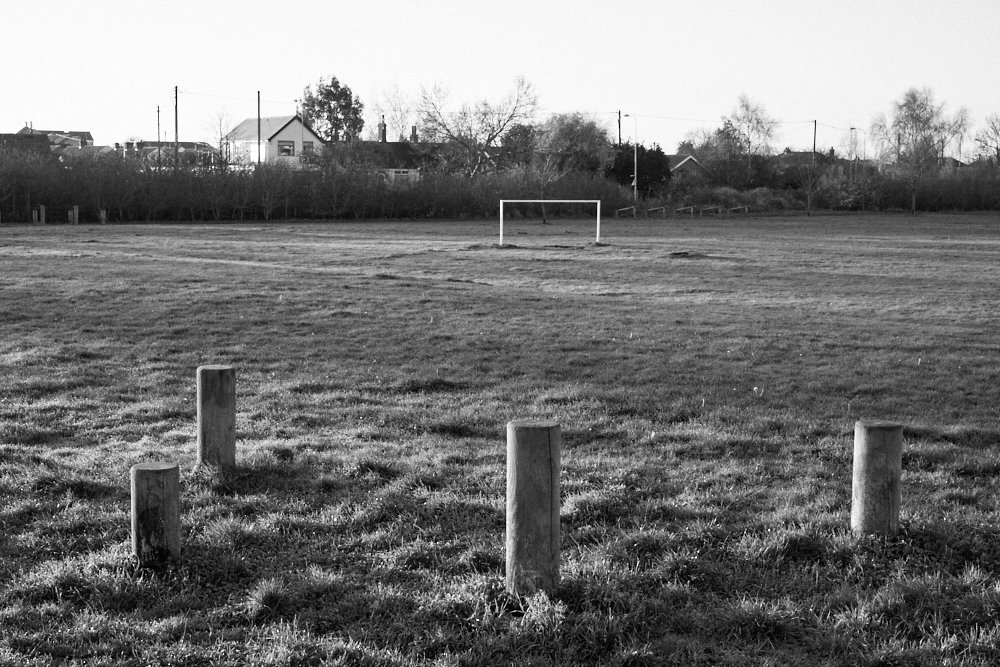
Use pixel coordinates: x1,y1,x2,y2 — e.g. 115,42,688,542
73,205,79,225
506,419,560,596
99,209,107,224
131,462,181,566
851,419,903,536
197,365,236,468
32,209,38,224
39,205,46,225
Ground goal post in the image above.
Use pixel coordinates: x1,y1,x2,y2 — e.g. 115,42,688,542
499,199,602,246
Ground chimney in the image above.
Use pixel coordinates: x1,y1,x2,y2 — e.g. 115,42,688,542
378,115,387,143
410,125,418,143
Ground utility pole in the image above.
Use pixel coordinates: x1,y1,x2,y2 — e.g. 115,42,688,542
617,110,621,146
174,86,179,170
812,120,817,167
624,113,638,200
157,106,161,170
257,91,261,165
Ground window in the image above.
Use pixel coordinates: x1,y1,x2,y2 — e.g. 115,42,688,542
278,141,295,156
302,141,314,155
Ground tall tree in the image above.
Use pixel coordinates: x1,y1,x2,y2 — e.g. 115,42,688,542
605,142,671,198
975,113,1000,165
871,87,968,213
534,113,613,174
683,121,747,188
417,76,537,177
528,113,614,218
299,75,365,142
727,95,776,186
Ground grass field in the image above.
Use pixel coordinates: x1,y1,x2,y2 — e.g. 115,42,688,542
2,213,1000,665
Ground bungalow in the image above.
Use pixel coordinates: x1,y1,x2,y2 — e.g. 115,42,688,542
222,115,323,166
323,117,427,185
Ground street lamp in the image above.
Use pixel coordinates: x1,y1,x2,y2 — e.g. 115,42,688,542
850,127,867,161
624,113,638,200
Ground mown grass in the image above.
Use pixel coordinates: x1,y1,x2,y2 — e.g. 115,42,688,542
2,213,1000,665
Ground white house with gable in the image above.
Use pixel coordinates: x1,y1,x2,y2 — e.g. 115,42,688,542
222,115,323,166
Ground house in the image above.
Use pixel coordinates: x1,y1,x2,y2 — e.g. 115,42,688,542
12,126,101,159
17,126,94,147
131,140,220,167
936,156,966,172
325,117,428,185
222,115,323,166
667,154,708,179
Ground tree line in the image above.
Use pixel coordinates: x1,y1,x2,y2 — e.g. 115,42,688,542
0,151,632,223
2,79,998,223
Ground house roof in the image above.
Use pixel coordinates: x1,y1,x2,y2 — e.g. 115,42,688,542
17,127,94,143
666,154,706,173
224,115,323,144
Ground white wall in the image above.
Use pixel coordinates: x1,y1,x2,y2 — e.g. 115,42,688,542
265,121,320,165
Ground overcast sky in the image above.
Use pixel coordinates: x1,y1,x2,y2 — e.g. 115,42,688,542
3,0,998,159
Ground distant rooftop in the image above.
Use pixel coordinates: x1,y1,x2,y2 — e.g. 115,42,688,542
224,116,319,142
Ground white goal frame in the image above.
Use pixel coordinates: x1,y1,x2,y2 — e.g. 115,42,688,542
499,199,602,246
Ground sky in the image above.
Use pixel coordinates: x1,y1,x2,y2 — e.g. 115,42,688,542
3,0,999,160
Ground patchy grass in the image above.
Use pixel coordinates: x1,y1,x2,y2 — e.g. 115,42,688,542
2,213,1000,664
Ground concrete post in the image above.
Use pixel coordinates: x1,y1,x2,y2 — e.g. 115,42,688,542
506,419,560,596
39,205,46,225
73,205,79,225
197,365,236,468
851,419,903,536
100,209,108,225
131,462,181,566
32,209,38,224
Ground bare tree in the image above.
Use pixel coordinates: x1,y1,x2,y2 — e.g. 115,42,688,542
727,95,776,185
417,76,537,177
383,85,415,141
975,113,1000,165
871,87,968,213
205,109,233,167
364,86,416,142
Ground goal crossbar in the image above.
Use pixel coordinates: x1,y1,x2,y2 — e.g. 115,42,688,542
499,199,602,246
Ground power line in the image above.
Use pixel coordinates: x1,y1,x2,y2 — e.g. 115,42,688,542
177,89,294,106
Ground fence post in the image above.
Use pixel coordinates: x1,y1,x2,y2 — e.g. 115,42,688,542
131,461,181,566
73,205,80,225
39,205,46,225
506,419,560,596
197,365,236,468
851,419,903,536
100,209,107,225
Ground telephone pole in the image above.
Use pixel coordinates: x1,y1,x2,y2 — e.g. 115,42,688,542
174,86,179,170
812,120,817,167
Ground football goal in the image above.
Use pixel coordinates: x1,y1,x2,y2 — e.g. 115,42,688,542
499,199,602,246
